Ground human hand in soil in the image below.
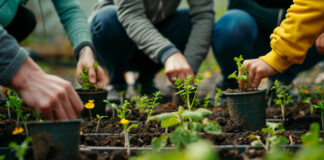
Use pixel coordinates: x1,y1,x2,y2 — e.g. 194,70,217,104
76,46,106,88
316,32,324,54
164,52,194,83
240,58,278,88
10,57,83,120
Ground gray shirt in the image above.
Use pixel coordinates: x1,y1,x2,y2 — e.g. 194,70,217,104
94,0,214,73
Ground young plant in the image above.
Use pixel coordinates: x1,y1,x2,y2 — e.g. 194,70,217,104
120,118,138,157
203,94,210,108
0,114,6,120
228,55,248,89
32,111,41,121
103,100,118,119
271,80,293,120
148,106,222,149
6,91,23,124
174,75,203,111
214,88,222,107
95,114,108,133
9,136,32,160
135,92,161,124
84,100,95,121
79,62,101,91
21,114,30,136
310,101,324,130
249,122,288,153
112,100,132,120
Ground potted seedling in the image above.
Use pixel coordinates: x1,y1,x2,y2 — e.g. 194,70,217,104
223,55,267,130
77,62,108,117
271,80,293,120
95,114,108,132
310,101,324,130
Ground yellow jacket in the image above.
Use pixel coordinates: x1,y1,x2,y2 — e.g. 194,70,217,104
260,0,324,72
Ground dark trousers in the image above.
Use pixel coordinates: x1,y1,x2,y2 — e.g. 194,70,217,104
90,5,191,85
212,9,324,83
5,5,36,43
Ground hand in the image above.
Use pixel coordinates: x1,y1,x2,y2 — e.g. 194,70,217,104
10,58,83,120
76,46,106,88
316,33,324,55
241,58,278,89
164,52,194,83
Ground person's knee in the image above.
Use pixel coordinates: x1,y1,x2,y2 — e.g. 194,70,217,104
212,9,257,49
91,6,123,40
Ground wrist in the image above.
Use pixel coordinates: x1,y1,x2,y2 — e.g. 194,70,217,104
10,57,43,91
74,42,95,60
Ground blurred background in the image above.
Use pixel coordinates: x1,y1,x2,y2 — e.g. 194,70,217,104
21,0,323,95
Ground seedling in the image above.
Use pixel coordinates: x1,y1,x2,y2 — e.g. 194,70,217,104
0,114,6,120
79,62,101,91
214,88,222,107
103,100,118,119
120,118,138,156
9,136,32,160
271,80,293,120
112,100,132,120
148,106,222,149
134,92,161,124
203,94,210,108
250,122,288,153
84,100,95,121
32,111,41,121
228,55,248,89
310,101,324,130
95,114,108,132
174,75,203,111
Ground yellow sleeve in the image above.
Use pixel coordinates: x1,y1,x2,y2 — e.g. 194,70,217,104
260,0,324,73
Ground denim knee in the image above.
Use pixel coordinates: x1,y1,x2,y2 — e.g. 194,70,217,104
91,6,124,41
212,9,258,54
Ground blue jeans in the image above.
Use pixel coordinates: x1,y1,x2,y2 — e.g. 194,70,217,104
212,9,324,83
91,6,191,85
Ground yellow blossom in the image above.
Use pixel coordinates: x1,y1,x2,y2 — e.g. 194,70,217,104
303,89,309,94
204,71,211,79
84,100,95,109
12,127,24,135
120,118,129,125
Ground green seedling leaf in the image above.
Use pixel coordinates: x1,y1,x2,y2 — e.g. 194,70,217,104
195,108,213,116
149,112,178,122
151,135,169,152
202,118,222,134
251,140,263,147
161,116,180,128
182,110,204,121
126,123,139,133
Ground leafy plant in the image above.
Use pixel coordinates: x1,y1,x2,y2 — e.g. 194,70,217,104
9,136,32,160
95,114,108,133
228,55,248,89
310,101,324,130
112,100,132,120
134,92,161,124
174,75,203,111
271,80,293,120
203,94,210,108
214,88,222,107
79,62,101,91
148,106,221,149
250,122,288,153
120,118,138,157
32,111,41,121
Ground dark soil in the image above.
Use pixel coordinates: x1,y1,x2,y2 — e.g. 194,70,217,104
0,119,26,146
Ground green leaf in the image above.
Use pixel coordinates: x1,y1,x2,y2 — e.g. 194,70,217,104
126,123,139,133
195,108,212,116
251,140,263,146
202,118,222,134
151,135,169,152
148,112,178,122
182,110,203,121
161,116,180,128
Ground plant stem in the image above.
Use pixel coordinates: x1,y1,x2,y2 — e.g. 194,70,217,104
7,107,11,119
23,122,28,136
96,118,100,133
321,111,324,131
281,104,285,120
165,127,168,134
187,93,191,111
124,129,130,157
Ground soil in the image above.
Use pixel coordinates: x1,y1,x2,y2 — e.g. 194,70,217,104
0,119,26,146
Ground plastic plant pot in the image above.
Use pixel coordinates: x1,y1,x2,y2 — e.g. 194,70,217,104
76,89,108,117
27,120,81,159
223,89,267,130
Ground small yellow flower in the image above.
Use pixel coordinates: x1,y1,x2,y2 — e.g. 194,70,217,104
1,87,8,95
303,89,309,94
204,71,211,79
84,100,95,109
120,118,129,125
12,127,24,135
315,85,321,89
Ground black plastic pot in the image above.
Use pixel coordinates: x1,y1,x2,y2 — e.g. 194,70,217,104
76,89,108,117
27,120,81,159
223,89,267,130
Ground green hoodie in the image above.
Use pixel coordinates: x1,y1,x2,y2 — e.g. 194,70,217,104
0,0,92,85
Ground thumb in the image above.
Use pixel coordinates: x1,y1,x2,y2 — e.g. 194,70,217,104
88,67,97,84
